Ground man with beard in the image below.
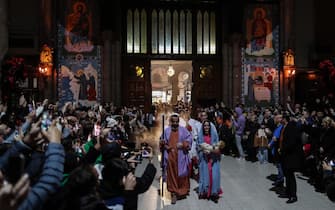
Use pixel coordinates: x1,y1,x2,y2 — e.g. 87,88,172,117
160,113,192,204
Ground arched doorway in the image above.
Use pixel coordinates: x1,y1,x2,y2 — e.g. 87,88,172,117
151,60,192,104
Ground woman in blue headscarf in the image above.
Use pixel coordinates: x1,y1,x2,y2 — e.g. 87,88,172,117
197,119,222,203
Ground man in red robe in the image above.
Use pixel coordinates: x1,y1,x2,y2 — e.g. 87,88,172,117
160,113,192,204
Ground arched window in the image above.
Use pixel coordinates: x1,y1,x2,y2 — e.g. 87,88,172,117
151,9,192,54
180,10,185,54
158,10,164,54
134,9,140,53
186,10,192,54
197,10,216,54
203,11,209,54
126,9,147,54
127,10,133,53
141,9,147,53
165,10,171,54
127,7,215,55
210,11,216,54
197,11,203,54
173,10,179,53
152,10,158,54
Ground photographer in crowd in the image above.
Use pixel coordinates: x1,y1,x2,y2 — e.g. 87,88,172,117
322,160,335,202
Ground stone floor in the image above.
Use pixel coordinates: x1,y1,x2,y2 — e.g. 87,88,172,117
135,156,334,210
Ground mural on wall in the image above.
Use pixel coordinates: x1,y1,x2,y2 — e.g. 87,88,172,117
64,1,94,53
58,53,101,106
58,0,101,106
242,3,279,105
245,5,275,57
243,64,278,103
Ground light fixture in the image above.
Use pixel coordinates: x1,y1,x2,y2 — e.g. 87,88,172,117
283,49,295,66
38,65,48,74
167,63,175,77
135,65,144,78
39,44,53,76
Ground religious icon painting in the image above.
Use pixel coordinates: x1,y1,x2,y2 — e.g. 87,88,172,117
244,3,279,57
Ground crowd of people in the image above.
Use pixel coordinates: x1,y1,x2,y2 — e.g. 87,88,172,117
0,95,334,209
0,98,157,210
158,96,335,204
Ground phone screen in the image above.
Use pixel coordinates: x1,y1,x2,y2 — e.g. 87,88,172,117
94,124,101,136
41,111,52,130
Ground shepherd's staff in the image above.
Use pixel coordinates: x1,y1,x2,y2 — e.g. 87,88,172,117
160,114,165,197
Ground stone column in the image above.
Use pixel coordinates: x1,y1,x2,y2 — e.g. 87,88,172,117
103,31,122,106
103,31,112,103
222,42,233,107
280,0,295,104
231,34,242,106
40,0,55,101
0,0,8,100
112,40,122,106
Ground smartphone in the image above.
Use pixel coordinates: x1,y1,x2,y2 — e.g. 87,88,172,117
6,153,25,184
41,111,51,130
330,160,335,167
94,124,101,137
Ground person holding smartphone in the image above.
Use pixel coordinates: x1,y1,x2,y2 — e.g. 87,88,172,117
322,160,335,202
0,119,65,210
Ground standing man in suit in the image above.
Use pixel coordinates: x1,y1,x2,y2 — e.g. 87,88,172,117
279,114,304,203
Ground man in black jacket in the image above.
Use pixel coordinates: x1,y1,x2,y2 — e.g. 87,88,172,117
279,114,304,204
100,142,157,210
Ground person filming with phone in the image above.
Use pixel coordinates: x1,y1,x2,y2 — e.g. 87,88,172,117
0,114,65,210
322,159,335,202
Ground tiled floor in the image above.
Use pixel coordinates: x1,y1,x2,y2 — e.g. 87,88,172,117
136,156,334,210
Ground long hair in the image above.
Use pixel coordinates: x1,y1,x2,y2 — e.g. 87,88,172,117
202,119,211,136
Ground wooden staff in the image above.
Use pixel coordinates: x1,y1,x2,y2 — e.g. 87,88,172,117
161,114,165,196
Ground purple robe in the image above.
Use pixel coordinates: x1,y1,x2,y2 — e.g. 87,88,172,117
161,126,192,178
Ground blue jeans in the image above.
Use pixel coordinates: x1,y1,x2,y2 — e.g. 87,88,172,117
235,134,245,158
276,163,284,183
257,147,268,163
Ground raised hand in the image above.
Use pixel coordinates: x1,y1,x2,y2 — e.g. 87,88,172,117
23,120,42,148
0,174,30,210
42,120,61,144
